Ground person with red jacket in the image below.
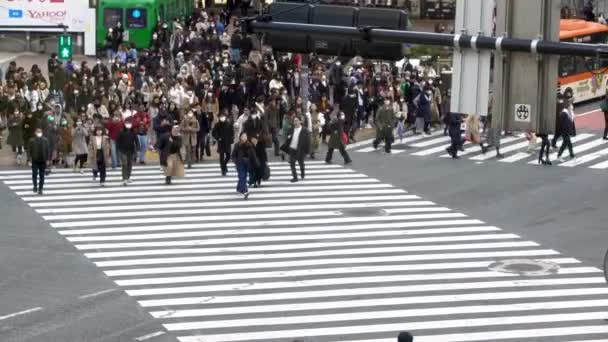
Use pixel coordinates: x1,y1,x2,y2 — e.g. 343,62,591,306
105,112,124,169
132,104,151,164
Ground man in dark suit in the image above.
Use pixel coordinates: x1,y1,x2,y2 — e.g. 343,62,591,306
28,127,50,195
282,116,310,183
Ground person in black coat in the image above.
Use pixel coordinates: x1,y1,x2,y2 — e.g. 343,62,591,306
212,113,234,176
243,110,266,141
250,135,268,188
557,100,576,161
116,119,140,185
28,127,50,195
195,106,212,161
281,116,311,182
445,112,464,159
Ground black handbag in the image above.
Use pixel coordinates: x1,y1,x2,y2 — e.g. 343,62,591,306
262,164,271,181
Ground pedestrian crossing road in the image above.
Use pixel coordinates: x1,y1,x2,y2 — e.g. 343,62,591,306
1,163,608,341
349,130,608,170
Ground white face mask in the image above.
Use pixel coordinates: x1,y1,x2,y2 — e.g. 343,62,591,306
220,116,226,122
188,113,194,118
35,132,42,138
125,124,132,129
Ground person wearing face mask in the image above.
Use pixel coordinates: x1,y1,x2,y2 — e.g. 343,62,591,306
72,119,89,173
243,108,266,144
556,93,577,162
87,99,109,120
41,113,59,171
57,117,73,168
7,110,25,165
87,126,111,186
22,111,37,163
105,113,124,169
373,98,396,154
415,87,434,135
231,132,257,199
28,128,50,195
132,104,151,164
325,112,352,165
181,110,200,169
212,112,234,176
116,119,140,185
158,125,184,185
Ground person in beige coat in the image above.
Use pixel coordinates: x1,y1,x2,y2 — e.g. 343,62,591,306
180,111,200,169
87,126,112,186
158,125,184,185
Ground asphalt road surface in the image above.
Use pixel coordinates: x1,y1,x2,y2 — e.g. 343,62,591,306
0,140,607,341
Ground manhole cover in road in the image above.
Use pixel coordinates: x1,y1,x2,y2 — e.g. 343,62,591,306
488,259,560,276
340,208,388,217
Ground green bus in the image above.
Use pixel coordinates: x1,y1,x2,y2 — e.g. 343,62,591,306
97,0,194,49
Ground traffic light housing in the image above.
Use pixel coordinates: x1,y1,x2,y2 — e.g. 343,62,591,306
265,3,409,60
58,35,73,60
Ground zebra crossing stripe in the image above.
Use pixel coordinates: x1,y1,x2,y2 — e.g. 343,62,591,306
176,312,608,341
116,258,580,286
589,158,608,169
560,145,608,167
528,133,595,164
499,152,533,163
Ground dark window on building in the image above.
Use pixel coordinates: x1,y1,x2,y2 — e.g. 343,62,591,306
104,8,123,28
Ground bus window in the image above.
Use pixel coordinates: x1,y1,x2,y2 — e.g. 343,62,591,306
559,56,576,77
127,8,147,28
104,8,123,28
160,4,166,20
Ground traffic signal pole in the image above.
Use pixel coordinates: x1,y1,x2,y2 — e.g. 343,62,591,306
244,20,608,58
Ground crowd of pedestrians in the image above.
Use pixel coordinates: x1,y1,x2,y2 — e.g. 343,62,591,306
0,3,579,197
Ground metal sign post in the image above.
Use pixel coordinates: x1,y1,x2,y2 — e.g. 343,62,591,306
493,0,561,134
450,0,494,117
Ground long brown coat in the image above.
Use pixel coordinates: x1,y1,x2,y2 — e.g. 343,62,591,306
87,135,111,170
180,115,200,148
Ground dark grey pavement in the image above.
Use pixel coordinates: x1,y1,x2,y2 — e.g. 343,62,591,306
0,182,177,342
346,140,608,269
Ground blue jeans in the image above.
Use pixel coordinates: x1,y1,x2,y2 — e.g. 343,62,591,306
231,48,241,64
110,140,121,168
137,134,148,163
236,161,249,194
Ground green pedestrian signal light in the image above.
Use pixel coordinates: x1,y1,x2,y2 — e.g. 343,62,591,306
58,35,73,60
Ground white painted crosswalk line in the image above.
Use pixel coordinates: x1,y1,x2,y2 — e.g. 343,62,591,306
410,135,451,148
499,151,534,163
354,130,445,153
22,183,391,200
117,258,580,286
2,168,356,185
470,139,537,161
560,146,608,167
439,135,522,158
413,326,608,342
165,298,608,331
528,133,595,164
178,312,608,342
2,162,608,342
44,202,446,221
589,159,608,169
38,195,420,213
